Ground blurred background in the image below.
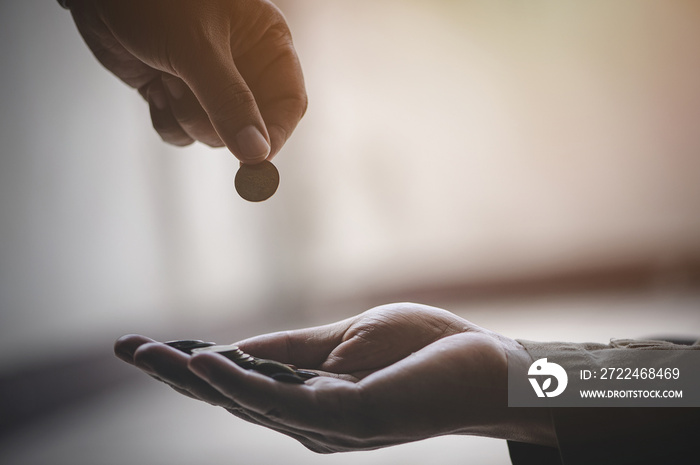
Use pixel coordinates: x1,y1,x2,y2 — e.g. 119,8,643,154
1,0,699,463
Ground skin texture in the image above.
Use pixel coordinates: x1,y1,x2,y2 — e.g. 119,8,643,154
67,0,307,162
115,303,556,452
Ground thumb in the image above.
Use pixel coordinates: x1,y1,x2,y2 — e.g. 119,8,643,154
179,52,270,163
235,320,352,369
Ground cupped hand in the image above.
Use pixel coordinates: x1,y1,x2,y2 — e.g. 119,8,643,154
115,303,555,453
67,0,307,162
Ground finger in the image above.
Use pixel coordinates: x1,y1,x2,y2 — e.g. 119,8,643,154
188,352,362,434
161,74,225,148
236,29,307,159
141,79,195,147
177,50,270,163
235,318,354,368
189,352,313,422
70,8,159,90
189,353,371,451
128,340,333,451
133,343,240,409
114,334,156,364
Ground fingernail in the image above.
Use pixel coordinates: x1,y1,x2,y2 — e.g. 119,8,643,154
163,76,186,100
236,126,270,162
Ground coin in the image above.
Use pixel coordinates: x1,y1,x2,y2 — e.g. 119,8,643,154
234,160,279,202
252,359,298,377
192,344,256,367
294,369,320,380
164,340,216,355
191,344,309,383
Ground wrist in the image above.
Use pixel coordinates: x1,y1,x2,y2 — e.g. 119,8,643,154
500,344,557,447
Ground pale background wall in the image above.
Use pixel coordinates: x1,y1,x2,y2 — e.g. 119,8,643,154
1,1,699,464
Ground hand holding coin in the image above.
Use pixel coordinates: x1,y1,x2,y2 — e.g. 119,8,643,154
64,0,307,163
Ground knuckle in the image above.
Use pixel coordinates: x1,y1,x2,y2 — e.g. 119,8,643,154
154,123,194,146
202,137,225,148
171,114,222,147
171,112,205,131
262,22,294,48
271,94,308,121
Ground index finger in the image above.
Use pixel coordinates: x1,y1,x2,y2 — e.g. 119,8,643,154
238,36,307,159
114,334,157,364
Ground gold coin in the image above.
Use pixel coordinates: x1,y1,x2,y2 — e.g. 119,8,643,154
234,160,279,202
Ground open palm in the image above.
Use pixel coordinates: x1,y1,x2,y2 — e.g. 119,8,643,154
115,303,552,452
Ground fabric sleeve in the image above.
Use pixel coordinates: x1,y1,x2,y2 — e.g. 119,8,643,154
508,338,700,465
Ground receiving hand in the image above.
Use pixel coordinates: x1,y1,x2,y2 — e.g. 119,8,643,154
66,0,307,162
115,303,555,453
